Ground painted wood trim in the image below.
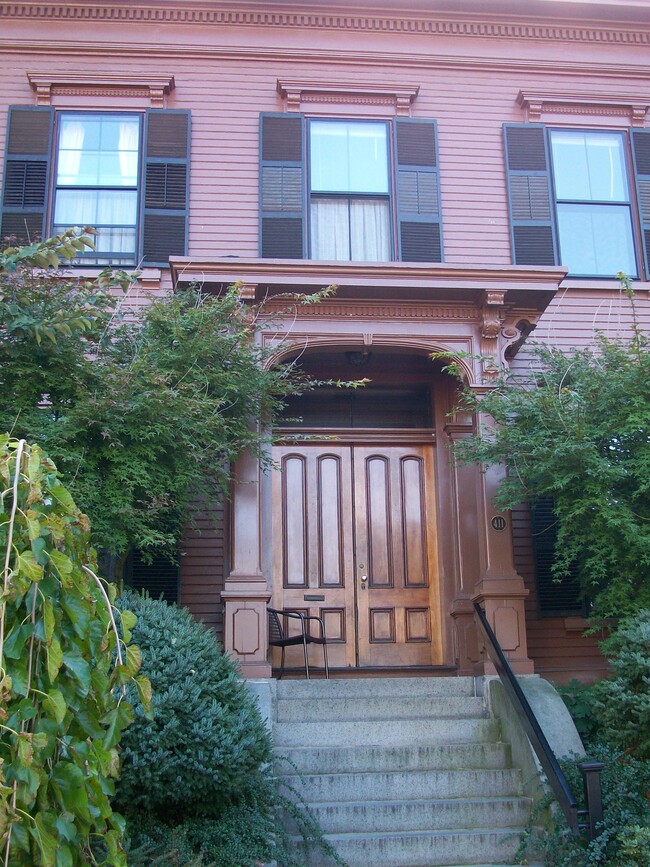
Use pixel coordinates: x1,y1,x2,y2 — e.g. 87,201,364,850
4,4,650,49
27,72,175,108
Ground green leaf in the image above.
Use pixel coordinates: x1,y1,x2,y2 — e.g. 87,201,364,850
44,689,66,725
135,674,154,719
43,596,55,642
48,549,73,577
124,643,142,677
120,608,137,643
60,593,90,638
46,638,63,683
49,483,75,512
102,701,134,750
3,623,32,659
31,813,59,867
15,550,43,582
50,762,90,820
62,649,91,695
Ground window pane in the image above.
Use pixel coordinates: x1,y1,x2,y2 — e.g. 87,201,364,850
57,114,140,187
350,199,391,261
311,122,388,194
551,130,628,202
54,189,138,226
311,198,390,261
311,198,351,260
557,203,636,276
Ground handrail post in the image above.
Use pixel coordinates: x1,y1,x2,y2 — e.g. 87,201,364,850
579,761,605,840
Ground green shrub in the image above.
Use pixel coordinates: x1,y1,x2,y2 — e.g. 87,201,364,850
523,744,650,867
114,589,271,820
557,679,605,747
592,611,650,760
117,591,344,866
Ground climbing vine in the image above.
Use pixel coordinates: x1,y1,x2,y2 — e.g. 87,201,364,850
0,436,151,865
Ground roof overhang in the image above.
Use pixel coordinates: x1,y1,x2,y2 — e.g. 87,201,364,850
169,257,566,313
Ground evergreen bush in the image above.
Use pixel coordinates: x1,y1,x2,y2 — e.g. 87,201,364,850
522,744,650,867
117,591,345,866
592,610,650,760
114,589,271,820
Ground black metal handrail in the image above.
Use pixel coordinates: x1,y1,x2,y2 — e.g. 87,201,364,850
473,602,604,839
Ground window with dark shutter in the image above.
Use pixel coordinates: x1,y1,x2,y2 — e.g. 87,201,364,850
1,107,54,244
530,497,585,617
124,548,179,604
259,113,306,258
258,112,442,263
503,123,557,267
1,106,190,267
631,128,650,279
141,109,191,266
394,118,442,263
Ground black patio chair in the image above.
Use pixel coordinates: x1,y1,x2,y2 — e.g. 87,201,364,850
267,607,329,680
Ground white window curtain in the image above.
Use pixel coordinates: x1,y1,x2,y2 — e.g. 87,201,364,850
118,121,139,185
57,121,86,184
350,199,390,261
311,199,351,260
311,198,390,261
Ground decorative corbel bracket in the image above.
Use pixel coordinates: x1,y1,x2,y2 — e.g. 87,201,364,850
479,289,507,382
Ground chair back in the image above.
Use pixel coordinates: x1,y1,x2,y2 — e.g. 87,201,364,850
268,608,284,644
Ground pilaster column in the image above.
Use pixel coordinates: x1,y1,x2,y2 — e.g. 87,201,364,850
222,446,271,678
472,451,534,674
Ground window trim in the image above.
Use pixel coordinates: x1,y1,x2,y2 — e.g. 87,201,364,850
306,116,396,261
51,109,144,267
547,126,640,279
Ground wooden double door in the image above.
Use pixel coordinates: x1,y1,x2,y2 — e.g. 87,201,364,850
272,442,442,669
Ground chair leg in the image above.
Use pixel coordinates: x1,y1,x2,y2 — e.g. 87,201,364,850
279,646,285,680
302,634,310,679
323,640,329,679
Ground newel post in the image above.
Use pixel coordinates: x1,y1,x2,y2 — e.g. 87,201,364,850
222,444,272,678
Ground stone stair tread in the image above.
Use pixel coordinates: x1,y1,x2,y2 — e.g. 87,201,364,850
276,695,486,722
276,676,477,699
273,742,511,773
299,795,530,808
272,717,500,747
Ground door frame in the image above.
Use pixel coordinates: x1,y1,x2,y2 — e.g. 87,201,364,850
271,431,442,671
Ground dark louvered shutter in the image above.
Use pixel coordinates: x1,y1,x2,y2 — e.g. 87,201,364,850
141,110,190,266
1,106,54,244
630,129,650,279
503,124,557,266
259,113,305,258
125,548,179,604
530,497,584,617
394,119,442,262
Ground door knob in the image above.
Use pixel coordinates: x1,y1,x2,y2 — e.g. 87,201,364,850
360,575,368,582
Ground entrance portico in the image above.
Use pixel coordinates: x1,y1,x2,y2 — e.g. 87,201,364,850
170,258,566,678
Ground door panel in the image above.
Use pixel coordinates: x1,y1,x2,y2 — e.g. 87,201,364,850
271,443,441,669
272,445,357,668
354,445,441,667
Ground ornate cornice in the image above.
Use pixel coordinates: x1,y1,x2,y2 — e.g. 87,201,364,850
1,3,650,48
3,41,650,83
265,300,479,320
27,72,175,107
518,90,650,126
277,80,419,115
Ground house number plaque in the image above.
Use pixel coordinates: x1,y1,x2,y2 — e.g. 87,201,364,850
491,516,507,531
